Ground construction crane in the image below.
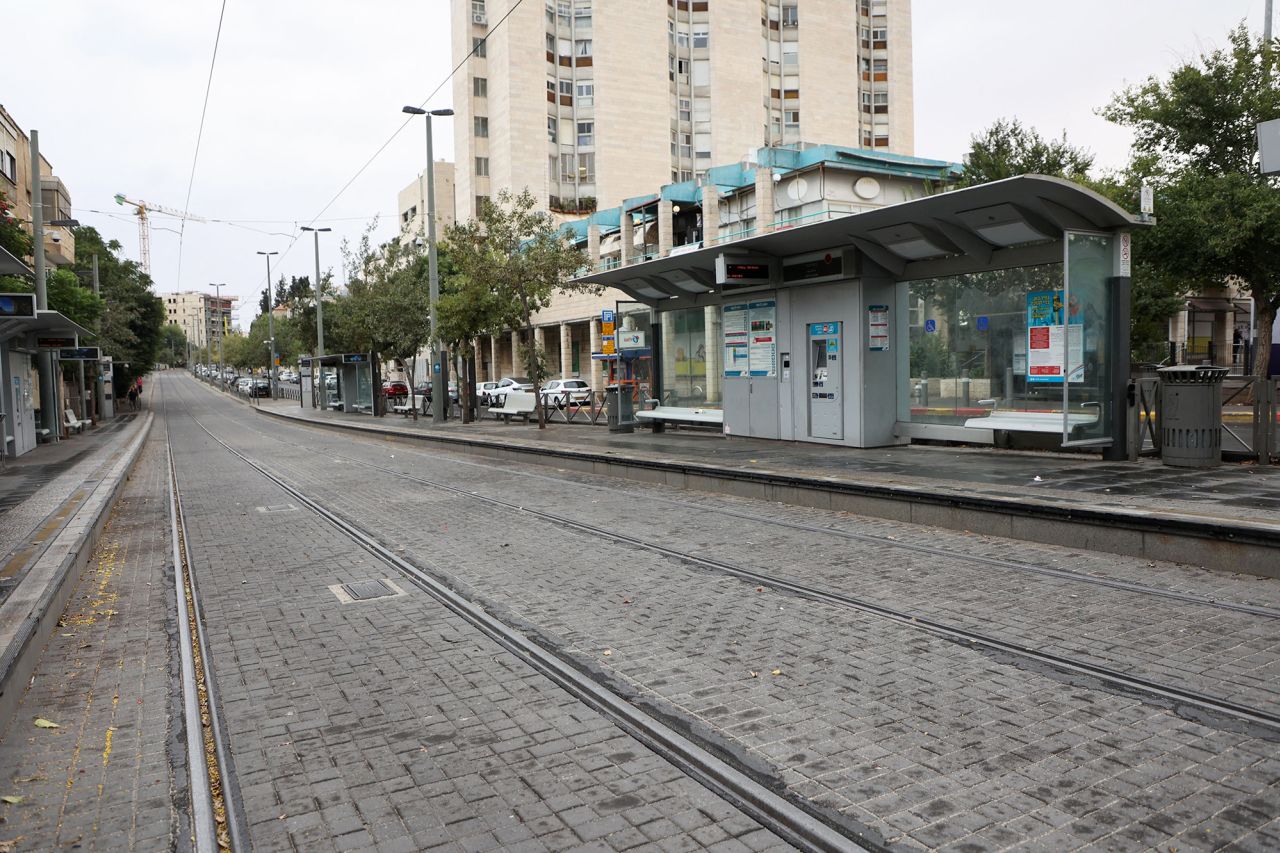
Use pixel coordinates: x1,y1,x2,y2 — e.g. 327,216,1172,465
113,193,206,274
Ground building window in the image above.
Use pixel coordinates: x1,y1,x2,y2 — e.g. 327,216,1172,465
781,5,799,26
561,152,576,182
872,27,887,41
475,156,489,176
575,39,592,56
474,116,489,137
547,32,556,52
577,152,595,182
873,59,888,73
784,110,800,127
692,26,709,48
678,98,691,122
476,195,488,213
577,121,593,145
574,12,591,29
547,115,558,142
676,58,689,76
471,0,486,24
782,44,799,66
473,77,487,97
576,81,594,106
473,36,487,57
559,79,573,95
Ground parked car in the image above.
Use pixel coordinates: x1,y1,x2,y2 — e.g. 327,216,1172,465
235,376,254,394
278,369,298,383
490,377,534,403
382,380,410,397
476,381,500,405
250,379,271,397
413,381,459,404
539,379,592,407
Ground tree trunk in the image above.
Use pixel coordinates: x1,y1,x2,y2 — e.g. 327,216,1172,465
406,361,418,420
1253,298,1276,381
522,324,547,429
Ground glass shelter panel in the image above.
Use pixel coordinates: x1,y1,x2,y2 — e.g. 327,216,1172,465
907,264,1067,426
1062,232,1114,444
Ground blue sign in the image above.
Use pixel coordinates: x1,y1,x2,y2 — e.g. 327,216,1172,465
924,319,937,334
341,353,368,363
976,315,989,332
433,362,441,373
808,322,838,336
601,309,615,324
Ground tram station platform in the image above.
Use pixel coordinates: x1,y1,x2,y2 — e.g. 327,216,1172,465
248,395,1280,578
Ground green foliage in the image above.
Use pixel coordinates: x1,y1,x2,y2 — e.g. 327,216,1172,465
0,191,32,259
955,118,1094,188
3,268,103,330
445,189,593,427
160,324,188,364
68,226,164,386
1101,24,1280,375
910,333,952,378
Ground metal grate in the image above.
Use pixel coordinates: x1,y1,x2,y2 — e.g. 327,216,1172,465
341,579,396,601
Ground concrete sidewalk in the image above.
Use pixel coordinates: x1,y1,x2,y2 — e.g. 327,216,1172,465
247,392,1279,577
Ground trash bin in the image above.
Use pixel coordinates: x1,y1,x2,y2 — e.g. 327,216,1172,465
1157,365,1229,468
605,385,633,433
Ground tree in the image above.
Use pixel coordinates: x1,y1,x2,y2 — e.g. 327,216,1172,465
446,190,592,428
436,243,500,423
1101,24,1280,377
0,190,32,260
161,323,188,365
955,118,1094,188
68,226,164,388
342,224,433,417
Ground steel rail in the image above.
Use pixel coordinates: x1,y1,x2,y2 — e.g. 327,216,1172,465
173,398,878,853
163,387,249,853
313,452,1280,734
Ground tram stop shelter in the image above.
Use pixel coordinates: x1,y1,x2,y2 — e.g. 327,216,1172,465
0,291,96,459
301,353,383,416
578,175,1148,460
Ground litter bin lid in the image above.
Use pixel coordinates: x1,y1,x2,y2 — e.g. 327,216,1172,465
1157,365,1230,382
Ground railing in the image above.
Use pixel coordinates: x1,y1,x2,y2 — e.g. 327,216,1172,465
1127,374,1277,464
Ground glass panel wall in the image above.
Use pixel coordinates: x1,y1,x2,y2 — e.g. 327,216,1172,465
907,264,1065,426
658,306,722,408
1063,232,1114,443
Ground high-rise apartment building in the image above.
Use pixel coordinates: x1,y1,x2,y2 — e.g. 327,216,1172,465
159,291,236,355
396,161,457,240
451,0,913,221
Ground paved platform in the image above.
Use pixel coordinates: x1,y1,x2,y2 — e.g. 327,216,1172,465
245,391,1280,576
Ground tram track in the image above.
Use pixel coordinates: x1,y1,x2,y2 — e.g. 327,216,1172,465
163,394,248,853
173,379,1280,735
166,381,872,852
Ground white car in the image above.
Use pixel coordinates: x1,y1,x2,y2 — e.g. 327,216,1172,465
488,377,534,403
539,379,592,407
476,381,500,405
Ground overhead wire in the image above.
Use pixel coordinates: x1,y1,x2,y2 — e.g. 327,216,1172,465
175,0,230,289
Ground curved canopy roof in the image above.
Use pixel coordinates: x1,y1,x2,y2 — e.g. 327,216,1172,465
575,175,1148,306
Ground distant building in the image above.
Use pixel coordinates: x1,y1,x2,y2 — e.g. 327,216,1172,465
397,161,457,241
451,0,914,222
1,104,76,269
159,291,237,356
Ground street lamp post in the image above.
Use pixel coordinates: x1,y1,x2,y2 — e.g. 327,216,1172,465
300,226,331,410
403,105,454,424
48,218,85,422
258,250,279,397
208,283,226,389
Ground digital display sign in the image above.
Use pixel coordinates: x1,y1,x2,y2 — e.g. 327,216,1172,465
0,293,37,319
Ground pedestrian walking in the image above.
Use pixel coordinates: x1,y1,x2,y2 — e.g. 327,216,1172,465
127,385,138,410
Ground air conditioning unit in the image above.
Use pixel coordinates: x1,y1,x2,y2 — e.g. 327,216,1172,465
473,12,487,24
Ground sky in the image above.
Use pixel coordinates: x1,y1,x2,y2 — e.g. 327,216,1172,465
4,0,1269,329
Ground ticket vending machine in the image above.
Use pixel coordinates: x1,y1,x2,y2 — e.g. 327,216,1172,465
807,322,843,440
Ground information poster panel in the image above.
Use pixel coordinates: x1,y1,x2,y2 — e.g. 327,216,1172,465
747,300,777,377
867,304,889,351
1026,290,1083,383
722,303,749,376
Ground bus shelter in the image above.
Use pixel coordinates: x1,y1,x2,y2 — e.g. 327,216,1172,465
576,175,1148,460
301,353,382,416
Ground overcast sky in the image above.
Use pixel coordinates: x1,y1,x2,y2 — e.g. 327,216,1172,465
4,0,1268,327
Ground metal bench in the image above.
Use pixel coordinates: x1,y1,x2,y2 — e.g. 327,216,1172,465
963,402,1099,435
635,405,724,430
64,409,89,434
490,391,537,423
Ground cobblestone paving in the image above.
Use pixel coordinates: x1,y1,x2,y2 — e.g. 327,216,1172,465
164,386,792,852
171,376,1280,852
0,429,183,852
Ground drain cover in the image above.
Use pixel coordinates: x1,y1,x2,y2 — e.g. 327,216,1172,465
343,579,395,600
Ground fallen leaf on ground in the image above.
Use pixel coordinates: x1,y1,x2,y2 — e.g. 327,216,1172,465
0,797,22,805
755,586,764,592
33,719,59,729
749,671,758,678
0,836,25,852
771,669,782,676
602,650,612,656
12,776,42,784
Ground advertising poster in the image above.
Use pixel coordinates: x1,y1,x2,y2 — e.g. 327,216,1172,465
747,300,777,377
722,303,749,377
1026,290,1083,383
